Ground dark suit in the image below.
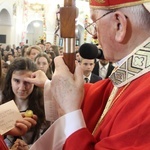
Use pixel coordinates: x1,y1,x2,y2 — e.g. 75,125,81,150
92,62,114,79
90,73,102,83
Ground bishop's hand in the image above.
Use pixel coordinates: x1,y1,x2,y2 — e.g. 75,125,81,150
51,56,84,114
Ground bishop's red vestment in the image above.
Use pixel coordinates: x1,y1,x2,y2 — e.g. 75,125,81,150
64,73,150,149
64,38,150,149
30,38,150,150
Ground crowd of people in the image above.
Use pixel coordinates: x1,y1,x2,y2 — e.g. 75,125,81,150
0,41,112,86
0,42,64,81
0,42,64,149
0,40,110,149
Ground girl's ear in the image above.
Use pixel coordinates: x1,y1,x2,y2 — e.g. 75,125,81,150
113,11,128,42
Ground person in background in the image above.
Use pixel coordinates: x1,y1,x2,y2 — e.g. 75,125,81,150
1,57,48,149
16,48,22,57
5,45,14,56
0,44,4,55
0,59,8,102
44,42,51,53
92,59,114,79
80,57,102,83
16,42,24,50
26,45,42,61
13,49,20,59
75,45,79,52
51,45,59,56
75,50,81,63
12,44,16,50
46,51,56,73
5,52,15,65
24,0,150,149
2,50,8,61
34,52,53,80
37,43,45,52
1,60,9,77
21,45,29,57
58,47,64,56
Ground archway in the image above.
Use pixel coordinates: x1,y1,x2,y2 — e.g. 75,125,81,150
26,20,43,45
0,9,11,44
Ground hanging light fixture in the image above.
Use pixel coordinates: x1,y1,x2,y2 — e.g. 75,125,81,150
30,3,44,12
27,0,49,4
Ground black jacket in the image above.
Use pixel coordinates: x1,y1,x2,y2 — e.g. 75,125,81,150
92,62,114,79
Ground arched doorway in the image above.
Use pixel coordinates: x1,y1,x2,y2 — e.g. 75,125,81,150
0,9,11,45
76,24,85,46
26,20,43,45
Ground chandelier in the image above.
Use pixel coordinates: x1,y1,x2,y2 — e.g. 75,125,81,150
27,0,48,4
30,3,44,12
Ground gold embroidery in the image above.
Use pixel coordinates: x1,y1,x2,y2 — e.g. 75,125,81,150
92,82,130,135
110,38,150,87
95,0,105,4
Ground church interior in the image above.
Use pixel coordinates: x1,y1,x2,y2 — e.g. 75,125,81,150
0,0,96,48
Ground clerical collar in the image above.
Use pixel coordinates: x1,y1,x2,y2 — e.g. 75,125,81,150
110,37,150,87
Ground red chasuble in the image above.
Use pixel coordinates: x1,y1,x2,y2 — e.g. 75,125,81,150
63,38,150,150
0,135,8,150
64,72,150,150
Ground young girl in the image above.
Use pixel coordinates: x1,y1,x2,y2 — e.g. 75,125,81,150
46,51,56,73
1,57,49,149
34,52,53,80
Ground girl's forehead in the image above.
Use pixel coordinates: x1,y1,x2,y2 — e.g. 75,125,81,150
12,70,33,77
38,56,47,60
37,56,49,63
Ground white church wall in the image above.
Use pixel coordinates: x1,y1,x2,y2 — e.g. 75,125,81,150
0,0,93,47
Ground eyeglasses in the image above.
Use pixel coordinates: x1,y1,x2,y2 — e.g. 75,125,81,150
85,10,115,38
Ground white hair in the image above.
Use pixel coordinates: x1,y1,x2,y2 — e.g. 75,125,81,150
91,4,150,29
120,4,150,29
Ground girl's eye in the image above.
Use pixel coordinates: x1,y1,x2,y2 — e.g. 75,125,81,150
14,78,20,83
43,62,47,66
24,81,30,86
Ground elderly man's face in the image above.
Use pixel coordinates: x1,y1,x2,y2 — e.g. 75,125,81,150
90,9,119,62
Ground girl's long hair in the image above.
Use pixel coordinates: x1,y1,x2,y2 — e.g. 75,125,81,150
2,57,45,130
